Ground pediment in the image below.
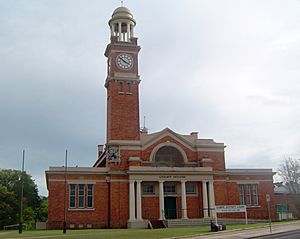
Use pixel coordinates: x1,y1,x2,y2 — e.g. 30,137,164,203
141,128,196,151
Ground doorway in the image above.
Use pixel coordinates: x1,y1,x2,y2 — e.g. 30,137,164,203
164,197,177,219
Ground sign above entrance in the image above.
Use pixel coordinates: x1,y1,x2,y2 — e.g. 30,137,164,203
216,205,246,213
159,175,186,179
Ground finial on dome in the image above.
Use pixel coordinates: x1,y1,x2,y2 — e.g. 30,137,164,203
121,1,123,7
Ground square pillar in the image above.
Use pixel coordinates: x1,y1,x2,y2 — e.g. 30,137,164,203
181,180,188,219
136,180,142,220
208,180,216,219
159,180,165,220
202,180,209,218
129,180,136,221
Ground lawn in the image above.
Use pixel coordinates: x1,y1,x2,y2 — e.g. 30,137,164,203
0,221,295,239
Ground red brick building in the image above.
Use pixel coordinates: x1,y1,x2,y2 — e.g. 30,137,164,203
46,6,276,229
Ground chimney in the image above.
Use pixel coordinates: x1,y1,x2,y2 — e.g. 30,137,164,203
98,145,104,158
190,132,198,139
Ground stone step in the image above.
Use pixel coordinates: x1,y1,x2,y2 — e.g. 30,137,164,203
166,218,210,228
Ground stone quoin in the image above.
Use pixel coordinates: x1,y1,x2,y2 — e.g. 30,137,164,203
46,6,276,229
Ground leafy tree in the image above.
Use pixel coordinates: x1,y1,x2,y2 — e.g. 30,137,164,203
36,196,48,222
0,169,40,229
0,184,17,228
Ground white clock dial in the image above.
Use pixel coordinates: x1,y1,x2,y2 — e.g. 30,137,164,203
116,53,133,69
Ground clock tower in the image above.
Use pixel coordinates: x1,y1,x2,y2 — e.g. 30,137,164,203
104,6,141,142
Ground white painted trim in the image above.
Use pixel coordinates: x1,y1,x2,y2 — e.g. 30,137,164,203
214,179,273,183
47,167,108,173
128,166,213,173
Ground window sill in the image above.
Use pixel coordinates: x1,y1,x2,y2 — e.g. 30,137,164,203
246,205,261,209
68,208,95,211
142,194,157,197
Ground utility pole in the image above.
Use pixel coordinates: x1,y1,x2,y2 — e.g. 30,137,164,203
266,194,272,233
19,150,25,234
63,149,68,234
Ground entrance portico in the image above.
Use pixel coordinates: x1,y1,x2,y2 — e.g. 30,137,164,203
127,166,216,227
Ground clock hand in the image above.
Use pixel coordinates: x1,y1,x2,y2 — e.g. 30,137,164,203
120,57,130,64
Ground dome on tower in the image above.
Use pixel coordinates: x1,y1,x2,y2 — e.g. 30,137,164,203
109,6,136,25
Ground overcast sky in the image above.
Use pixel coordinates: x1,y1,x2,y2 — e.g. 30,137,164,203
0,0,299,196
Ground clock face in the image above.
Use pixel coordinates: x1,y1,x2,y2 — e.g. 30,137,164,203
108,146,119,161
116,53,133,69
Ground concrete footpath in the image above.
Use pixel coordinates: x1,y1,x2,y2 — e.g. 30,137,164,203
176,221,300,239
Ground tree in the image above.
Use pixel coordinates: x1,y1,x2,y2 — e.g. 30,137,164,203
278,157,300,218
0,184,17,228
0,169,40,229
278,157,300,194
36,196,48,222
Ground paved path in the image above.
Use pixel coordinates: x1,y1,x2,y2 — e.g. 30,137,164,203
180,221,300,239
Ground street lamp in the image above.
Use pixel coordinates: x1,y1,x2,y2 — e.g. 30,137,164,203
19,150,25,234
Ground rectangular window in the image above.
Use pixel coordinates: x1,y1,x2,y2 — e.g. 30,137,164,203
239,185,245,205
246,184,251,206
78,184,85,208
142,184,155,195
164,184,176,193
69,184,76,208
186,182,196,194
127,82,131,93
252,184,258,206
119,82,124,92
87,184,94,208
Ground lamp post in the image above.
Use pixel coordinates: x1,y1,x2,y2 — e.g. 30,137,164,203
63,149,68,234
19,150,25,234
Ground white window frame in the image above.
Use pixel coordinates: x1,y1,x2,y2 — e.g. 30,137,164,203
142,183,155,195
246,184,252,206
186,182,197,194
87,184,94,208
239,184,245,205
69,184,76,208
78,184,85,208
252,184,258,206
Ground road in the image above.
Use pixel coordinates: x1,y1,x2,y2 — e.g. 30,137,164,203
253,229,300,239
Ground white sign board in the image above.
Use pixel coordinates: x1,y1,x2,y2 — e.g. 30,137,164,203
216,205,246,213
266,194,270,202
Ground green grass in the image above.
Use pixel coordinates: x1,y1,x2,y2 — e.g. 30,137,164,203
0,221,296,239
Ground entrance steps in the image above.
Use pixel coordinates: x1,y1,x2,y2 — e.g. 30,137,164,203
166,218,211,228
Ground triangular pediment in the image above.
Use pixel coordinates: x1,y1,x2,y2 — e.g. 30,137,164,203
141,127,196,151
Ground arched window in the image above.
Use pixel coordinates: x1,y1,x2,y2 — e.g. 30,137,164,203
154,146,184,167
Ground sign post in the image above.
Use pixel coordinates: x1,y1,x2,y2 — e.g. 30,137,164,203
266,194,272,233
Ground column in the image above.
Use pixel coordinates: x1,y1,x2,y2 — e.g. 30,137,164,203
111,24,115,36
126,22,130,41
131,24,134,38
129,180,136,221
159,180,165,220
118,21,122,40
208,180,216,218
136,180,142,220
181,180,188,219
202,181,209,218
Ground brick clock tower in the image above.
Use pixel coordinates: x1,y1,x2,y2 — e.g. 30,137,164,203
104,7,141,142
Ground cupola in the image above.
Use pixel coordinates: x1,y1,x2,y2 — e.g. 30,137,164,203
108,6,136,42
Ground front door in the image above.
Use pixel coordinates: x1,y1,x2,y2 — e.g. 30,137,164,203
164,197,177,219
